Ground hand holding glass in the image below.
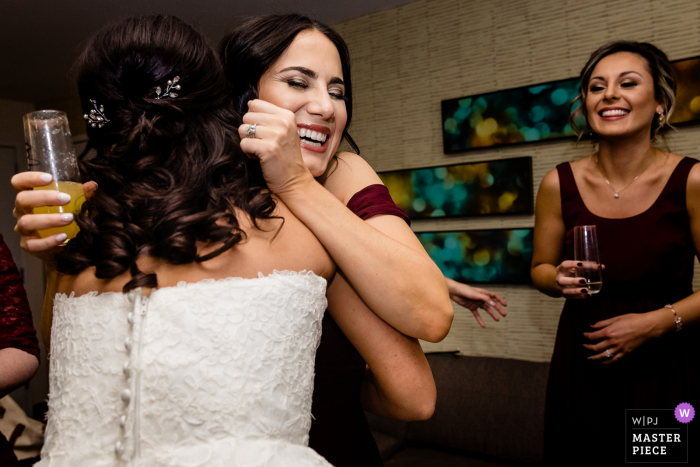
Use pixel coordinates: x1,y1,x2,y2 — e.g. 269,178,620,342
23,110,85,241
574,225,602,294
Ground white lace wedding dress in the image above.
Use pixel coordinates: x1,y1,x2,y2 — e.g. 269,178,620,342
36,271,334,467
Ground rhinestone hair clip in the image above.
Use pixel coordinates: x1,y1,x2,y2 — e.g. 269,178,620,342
155,76,181,99
84,99,109,128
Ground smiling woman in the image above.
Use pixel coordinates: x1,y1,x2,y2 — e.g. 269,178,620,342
531,41,700,465
219,14,481,467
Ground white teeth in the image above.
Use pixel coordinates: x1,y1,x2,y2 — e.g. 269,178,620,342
601,109,629,117
298,128,328,143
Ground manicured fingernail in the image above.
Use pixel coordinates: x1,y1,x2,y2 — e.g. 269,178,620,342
581,288,588,293
577,262,583,267
39,173,53,183
56,233,67,242
58,193,71,203
61,214,74,222
579,279,586,284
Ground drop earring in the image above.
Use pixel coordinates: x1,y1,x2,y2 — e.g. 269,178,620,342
657,110,665,128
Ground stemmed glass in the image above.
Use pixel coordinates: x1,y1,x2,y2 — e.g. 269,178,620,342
574,225,602,294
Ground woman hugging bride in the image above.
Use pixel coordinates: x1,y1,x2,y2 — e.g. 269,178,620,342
21,14,428,467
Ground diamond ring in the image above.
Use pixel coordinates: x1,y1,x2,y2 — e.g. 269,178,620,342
245,123,257,138
605,349,612,359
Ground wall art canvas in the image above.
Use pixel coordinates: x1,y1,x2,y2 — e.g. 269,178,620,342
378,156,532,219
442,78,582,153
442,56,700,153
416,228,534,284
670,56,700,125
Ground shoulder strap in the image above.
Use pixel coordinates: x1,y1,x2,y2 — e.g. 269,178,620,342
659,157,698,207
346,184,411,226
555,162,583,206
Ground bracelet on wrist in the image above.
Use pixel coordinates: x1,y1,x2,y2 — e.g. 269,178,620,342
664,304,683,332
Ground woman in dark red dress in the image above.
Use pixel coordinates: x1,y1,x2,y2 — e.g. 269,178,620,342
217,15,508,466
532,41,700,465
0,233,40,466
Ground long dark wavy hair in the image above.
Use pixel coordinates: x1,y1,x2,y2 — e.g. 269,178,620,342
219,14,360,154
56,15,278,292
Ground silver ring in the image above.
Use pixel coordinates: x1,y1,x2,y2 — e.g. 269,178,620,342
605,349,612,359
245,123,257,138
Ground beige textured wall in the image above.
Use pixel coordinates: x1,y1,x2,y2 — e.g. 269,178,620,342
333,0,700,361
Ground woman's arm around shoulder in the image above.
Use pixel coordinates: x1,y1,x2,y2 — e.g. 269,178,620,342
281,153,453,343
326,271,435,421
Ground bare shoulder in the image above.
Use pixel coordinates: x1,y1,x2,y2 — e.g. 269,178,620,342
538,167,562,196
322,152,383,204
535,167,563,220
242,198,335,280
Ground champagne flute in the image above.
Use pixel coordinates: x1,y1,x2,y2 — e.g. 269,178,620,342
23,110,85,241
574,225,602,294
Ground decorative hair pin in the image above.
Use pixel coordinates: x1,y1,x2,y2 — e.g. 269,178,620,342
84,99,109,128
155,76,181,99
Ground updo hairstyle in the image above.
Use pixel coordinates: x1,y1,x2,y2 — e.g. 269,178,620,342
57,15,277,292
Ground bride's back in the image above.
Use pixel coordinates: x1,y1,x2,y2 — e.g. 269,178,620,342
59,201,334,297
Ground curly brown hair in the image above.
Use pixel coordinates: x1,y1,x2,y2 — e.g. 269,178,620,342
56,15,278,292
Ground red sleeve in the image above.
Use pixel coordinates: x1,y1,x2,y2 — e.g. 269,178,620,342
346,184,411,226
0,234,40,361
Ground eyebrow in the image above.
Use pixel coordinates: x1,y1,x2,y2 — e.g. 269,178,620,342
590,71,644,81
279,66,345,86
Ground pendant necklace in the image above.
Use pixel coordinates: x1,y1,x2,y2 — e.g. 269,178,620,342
594,153,656,199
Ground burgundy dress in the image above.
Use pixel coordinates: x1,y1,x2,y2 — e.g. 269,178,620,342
543,159,700,465
0,233,40,466
309,184,410,467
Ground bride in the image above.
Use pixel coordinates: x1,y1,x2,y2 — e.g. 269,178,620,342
36,15,341,467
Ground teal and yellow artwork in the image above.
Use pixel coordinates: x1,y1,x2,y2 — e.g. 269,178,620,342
417,229,534,284
378,157,532,219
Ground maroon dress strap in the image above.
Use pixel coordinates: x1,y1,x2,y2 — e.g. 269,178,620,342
556,162,586,231
0,233,39,361
346,184,410,226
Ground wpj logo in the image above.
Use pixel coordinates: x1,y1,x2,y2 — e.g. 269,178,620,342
625,405,692,463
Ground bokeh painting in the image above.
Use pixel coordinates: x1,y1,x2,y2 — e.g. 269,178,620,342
442,56,700,153
671,56,700,125
417,229,534,284
378,157,532,219
442,78,582,153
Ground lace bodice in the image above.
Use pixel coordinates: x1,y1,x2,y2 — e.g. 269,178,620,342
37,271,333,467
0,233,39,360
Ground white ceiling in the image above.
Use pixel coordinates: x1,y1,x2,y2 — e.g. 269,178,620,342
1,0,415,103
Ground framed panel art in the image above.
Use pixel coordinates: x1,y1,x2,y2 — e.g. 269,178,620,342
416,228,534,284
441,78,582,153
441,56,700,153
670,55,700,125
378,156,532,219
